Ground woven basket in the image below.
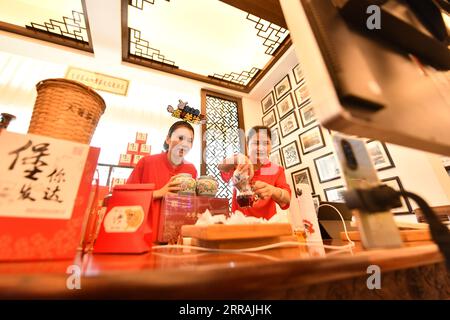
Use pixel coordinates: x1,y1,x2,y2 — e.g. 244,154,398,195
28,78,106,144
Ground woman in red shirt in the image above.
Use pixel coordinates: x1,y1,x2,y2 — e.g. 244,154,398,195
218,126,291,220
127,121,197,240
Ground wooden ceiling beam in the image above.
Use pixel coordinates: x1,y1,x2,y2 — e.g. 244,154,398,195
219,0,287,28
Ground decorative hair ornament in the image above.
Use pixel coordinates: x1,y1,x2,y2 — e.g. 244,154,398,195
167,99,207,124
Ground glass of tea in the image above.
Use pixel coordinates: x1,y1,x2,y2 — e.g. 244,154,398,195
232,169,259,208
236,187,260,208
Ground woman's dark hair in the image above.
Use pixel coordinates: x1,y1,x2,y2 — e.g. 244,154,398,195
247,125,272,143
163,120,195,151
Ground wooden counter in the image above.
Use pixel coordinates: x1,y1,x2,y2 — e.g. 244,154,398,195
0,240,448,299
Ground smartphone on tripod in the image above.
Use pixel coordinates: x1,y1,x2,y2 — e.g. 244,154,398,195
332,133,402,249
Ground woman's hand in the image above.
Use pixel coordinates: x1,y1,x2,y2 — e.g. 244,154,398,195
252,181,275,200
153,176,181,199
252,181,290,207
235,154,254,180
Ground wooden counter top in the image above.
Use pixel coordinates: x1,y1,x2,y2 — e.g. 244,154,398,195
0,241,448,299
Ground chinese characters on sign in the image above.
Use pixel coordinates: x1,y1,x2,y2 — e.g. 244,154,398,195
65,67,129,96
0,131,89,219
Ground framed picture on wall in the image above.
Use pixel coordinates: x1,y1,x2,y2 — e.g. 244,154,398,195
366,140,395,171
291,167,315,196
292,64,304,84
324,185,346,203
269,149,283,167
274,75,292,101
312,194,321,213
279,111,299,138
281,141,301,169
261,91,275,114
276,93,295,120
262,109,277,128
294,82,311,107
299,125,326,155
299,103,316,127
381,177,413,214
271,127,281,149
313,152,341,183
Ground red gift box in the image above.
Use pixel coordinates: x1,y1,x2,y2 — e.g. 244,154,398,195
139,144,151,155
110,177,127,189
93,183,155,254
126,142,140,155
0,131,100,261
157,195,229,244
135,132,147,144
118,153,132,166
132,154,145,166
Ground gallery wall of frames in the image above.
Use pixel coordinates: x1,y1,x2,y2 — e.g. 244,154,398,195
261,64,414,215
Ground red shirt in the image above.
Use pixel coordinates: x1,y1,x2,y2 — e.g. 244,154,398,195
127,152,197,241
220,162,291,220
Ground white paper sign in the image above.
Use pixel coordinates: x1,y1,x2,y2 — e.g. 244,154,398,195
0,131,89,219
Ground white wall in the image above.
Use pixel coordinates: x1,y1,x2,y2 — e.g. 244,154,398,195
383,144,450,207
241,97,262,132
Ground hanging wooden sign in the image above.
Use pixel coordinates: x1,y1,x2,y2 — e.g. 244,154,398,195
65,67,129,96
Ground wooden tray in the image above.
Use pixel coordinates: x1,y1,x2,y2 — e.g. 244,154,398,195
181,223,293,241
341,229,431,242
189,235,298,250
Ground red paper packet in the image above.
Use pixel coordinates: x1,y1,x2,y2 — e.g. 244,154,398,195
93,184,155,254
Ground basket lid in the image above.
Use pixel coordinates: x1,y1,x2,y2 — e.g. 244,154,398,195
36,78,106,113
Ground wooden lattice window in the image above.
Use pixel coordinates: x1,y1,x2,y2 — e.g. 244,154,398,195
200,90,245,205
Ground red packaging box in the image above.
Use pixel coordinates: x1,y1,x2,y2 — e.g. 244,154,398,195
126,142,140,155
132,154,145,166
139,144,151,155
93,184,155,254
157,195,229,244
0,130,100,261
118,153,132,166
135,132,147,144
110,177,127,189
